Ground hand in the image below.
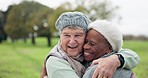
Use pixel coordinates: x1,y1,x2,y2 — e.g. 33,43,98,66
40,64,47,78
91,55,120,78
131,72,136,78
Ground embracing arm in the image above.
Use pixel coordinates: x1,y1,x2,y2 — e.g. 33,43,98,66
91,49,140,78
117,48,140,69
46,56,79,78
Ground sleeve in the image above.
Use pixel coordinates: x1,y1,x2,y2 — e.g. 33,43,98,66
82,65,97,78
83,65,133,78
46,56,79,78
117,48,140,69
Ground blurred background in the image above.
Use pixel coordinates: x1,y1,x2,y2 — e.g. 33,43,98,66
0,0,147,78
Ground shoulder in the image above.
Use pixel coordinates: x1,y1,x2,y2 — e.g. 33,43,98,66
46,56,79,78
46,56,71,69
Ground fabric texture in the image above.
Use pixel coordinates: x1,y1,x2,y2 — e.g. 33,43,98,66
83,51,132,78
83,65,132,78
46,56,79,78
117,49,140,69
88,20,123,52
45,44,85,78
55,11,91,33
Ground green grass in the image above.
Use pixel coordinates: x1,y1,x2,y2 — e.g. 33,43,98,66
0,38,147,78
0,37,59,78
123,40,148,78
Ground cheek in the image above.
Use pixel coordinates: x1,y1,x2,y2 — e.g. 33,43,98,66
92,48,101,58
78,38,85,45
86,53,96,61
60,39,68,49
60,37,69,44
93,47,106,58
78,41,85,50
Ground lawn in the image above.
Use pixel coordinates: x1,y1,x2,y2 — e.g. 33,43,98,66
0,37,59,78
0,38,147,78
123,40,148,78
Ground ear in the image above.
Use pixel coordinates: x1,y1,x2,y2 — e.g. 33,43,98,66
105,46,113,54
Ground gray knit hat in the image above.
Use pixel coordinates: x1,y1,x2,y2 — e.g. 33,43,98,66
88,20,123,52
55,12,91,33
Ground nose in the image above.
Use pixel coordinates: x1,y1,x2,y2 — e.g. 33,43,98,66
83,43,91,50
69,37,76,44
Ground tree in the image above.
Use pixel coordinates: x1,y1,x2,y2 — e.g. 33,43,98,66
4,1,53,45
0,11,5,43
73,0,119,21
26,6,54,46
44,0,119,36
87,0,119,21
47,2,72,33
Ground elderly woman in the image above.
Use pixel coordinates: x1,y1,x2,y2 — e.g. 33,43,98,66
45,12,90,78
41,12,140,78
83,20,138,78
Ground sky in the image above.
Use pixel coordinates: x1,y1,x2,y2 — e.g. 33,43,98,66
0,0,148,36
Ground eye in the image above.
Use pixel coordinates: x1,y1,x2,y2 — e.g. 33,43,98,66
90,42,95,46
89,41,95,46
85,40,95,46
64,34,70,37
75,35,82,37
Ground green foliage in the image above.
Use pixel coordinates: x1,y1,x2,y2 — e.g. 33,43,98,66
26,5,54,37
73,0,119,21
4,1,53,39
0,39,147,78
0,11,6,42
47,3,72,33
3,0,118,39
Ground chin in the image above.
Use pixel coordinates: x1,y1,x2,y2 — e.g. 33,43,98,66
84,58,92,62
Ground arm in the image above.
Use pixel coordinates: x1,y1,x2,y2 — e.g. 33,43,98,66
46,56,79,78
40,60,47,78
117,48,140,69
83,65,133,78
91,49,140,78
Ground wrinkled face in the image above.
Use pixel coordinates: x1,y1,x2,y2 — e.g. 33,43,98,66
84,29,112,61
60,26,86,57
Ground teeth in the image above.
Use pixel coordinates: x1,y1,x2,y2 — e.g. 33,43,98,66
84,52,91,56
71,47,76,48
68,46,77,48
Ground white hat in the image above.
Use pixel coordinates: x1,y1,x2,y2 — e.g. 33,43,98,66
88,20,123,52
